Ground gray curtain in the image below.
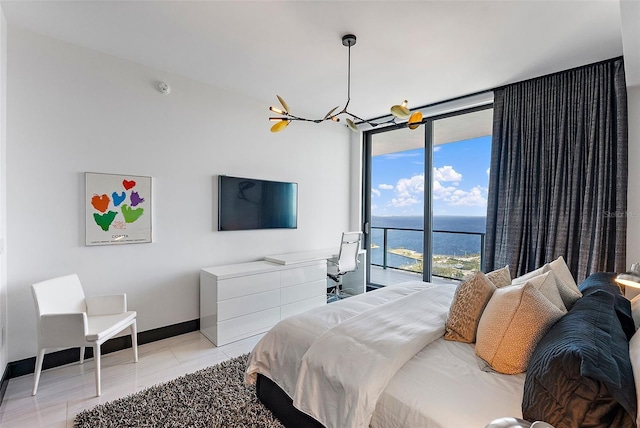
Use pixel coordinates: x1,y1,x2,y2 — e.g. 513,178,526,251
485,58,628,282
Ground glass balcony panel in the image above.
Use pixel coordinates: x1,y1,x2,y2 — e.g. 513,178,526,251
370,226,485,285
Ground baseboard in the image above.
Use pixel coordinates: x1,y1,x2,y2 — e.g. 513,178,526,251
0,364,9,405
4,319,199,381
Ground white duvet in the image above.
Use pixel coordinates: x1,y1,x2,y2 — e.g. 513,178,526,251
245,281,456,428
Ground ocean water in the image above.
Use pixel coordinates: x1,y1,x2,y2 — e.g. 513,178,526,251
370,216,486,269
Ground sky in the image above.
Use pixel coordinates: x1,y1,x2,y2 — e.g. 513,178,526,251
370,135,492,217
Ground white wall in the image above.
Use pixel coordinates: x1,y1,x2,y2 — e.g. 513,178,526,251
627,86,640,268
5,28,352,362
0,6,8,374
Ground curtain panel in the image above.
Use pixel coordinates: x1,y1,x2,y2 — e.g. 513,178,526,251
485,58,628,281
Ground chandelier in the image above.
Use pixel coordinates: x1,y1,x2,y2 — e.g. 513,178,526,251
269,34,424,133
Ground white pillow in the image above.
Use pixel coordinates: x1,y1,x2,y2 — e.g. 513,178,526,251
547,256,582,308
524,271,567,313
513,256,582,310
548,256,578,290
512,265,546,284
629,329,640,427
631,294,640,331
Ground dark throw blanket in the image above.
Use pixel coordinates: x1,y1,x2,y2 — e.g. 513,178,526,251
522,272,637,428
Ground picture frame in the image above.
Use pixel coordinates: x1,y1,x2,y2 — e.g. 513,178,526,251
85,172,152,246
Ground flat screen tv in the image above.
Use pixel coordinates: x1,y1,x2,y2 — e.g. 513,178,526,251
218,175,298,231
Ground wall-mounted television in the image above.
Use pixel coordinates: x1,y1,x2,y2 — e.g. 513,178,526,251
218,175,298,231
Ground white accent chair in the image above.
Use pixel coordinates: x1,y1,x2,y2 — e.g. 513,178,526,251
327,231,362,302
31,273,138,397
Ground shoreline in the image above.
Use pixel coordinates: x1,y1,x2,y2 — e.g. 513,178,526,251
386,248,481,261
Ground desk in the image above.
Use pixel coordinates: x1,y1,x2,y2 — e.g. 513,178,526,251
265,248,367,295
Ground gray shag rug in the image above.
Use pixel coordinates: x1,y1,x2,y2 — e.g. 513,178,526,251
73,353,285,428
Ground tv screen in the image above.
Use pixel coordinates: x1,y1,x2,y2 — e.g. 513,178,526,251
218,175,298,231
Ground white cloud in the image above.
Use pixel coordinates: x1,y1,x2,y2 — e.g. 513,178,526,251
486,167,490,177
433,146,441,152
449,186,487,207
378,184,393,190
384,172,487,211
396,175,424,197
432,180,487,207
433,166,462,183
432,180,458,201
391,174,424,207
371,188,381,197
391,197,419,207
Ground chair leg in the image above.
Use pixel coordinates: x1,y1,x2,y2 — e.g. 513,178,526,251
32,348,45,396
131,321,138,363
93,343,101,397
79,346,85,364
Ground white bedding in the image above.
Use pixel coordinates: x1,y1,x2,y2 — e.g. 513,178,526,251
245,280,525,428
294,282,454,428
372,338,525,428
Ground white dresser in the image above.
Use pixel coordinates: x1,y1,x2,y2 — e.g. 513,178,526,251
200,260,327,346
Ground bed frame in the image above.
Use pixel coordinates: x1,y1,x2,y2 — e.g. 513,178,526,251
256,373,324,428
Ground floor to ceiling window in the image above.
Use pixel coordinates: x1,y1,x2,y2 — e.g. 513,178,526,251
363,104,493,287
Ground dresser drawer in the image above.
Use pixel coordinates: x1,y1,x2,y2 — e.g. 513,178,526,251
281,279,326,305
217,271,280,301
216,307,280,346
280,263,326,288
218,289,280,321
281,295,326,319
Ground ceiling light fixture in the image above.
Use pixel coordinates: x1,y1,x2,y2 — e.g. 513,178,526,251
269,34,424,133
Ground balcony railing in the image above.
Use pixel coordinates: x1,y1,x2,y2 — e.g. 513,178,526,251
370,226,486,280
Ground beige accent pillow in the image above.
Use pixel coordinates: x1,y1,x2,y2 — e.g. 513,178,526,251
486,265,512,288
444,272,496,343
475,282,565,374
525,271,567,313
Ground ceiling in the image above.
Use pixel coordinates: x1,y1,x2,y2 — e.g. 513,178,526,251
1,1,636,122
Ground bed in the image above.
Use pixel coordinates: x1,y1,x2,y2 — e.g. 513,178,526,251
245,267,639,428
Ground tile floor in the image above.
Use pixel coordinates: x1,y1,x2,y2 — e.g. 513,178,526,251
0,331,265,428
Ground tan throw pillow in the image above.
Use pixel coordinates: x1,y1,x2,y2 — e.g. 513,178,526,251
475,282,565,374
525,271,567,313
444,272,496,343
547,256,582,309
486,265,512,288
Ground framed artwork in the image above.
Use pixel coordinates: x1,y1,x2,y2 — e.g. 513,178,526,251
85,172,152,246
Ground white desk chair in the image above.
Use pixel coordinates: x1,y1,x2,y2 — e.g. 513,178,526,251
327,231,362,301
31,273,138,397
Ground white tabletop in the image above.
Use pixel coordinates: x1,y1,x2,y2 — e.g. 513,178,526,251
264,248,338,265
265,248,366,265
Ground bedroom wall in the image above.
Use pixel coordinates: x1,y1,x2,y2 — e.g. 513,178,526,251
626,86,640,269
5,27,352,362
0,6,8,376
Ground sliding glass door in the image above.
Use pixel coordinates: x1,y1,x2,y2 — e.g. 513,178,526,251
363,105,493,287
364,126,429,286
